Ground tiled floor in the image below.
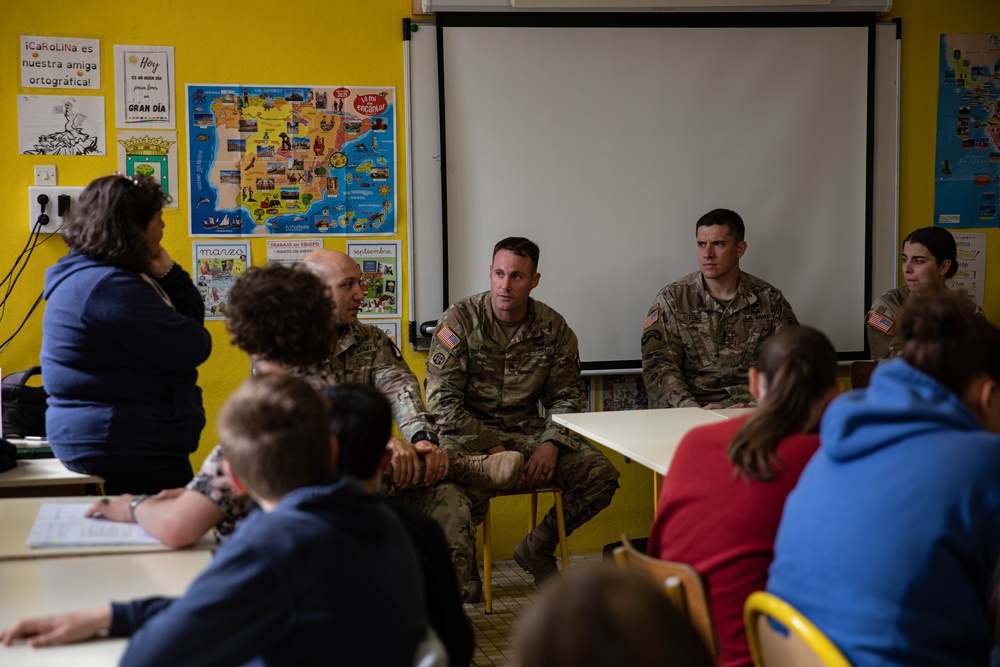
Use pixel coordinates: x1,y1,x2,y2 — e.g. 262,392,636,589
464,553,604,667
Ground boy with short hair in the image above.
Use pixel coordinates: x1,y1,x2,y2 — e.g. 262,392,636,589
1,374,427,667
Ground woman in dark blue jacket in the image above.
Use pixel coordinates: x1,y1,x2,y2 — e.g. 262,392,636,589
41,175,211,494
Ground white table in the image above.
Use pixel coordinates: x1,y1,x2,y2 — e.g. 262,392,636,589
0,496,214,561
554,407,754,503
0,550,211,666
0,459,103,497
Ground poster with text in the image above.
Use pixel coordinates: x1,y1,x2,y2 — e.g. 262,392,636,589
368,320,400,346
114,45,175,129
116,131,178,207
934,34,1000,228
21,35,100,89
186,84,396,237
266,239,324,265
598,374,648,412
18,94,105,155
949,232,986,306
193,242,250,320
347,241,399,318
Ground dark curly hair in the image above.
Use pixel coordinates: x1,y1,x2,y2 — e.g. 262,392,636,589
61,174,167,273
226,263,334,367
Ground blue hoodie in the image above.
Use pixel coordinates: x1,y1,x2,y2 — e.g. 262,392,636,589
41,250,211,464
768,360,1000,666
111,477,427,667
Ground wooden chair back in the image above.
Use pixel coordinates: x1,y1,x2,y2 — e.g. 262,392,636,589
612,534,718,656
849,361,875,389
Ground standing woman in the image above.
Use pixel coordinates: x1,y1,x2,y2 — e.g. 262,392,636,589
42,175,211,494
769,291,1000,666
867,226,981,361
648,326,838,667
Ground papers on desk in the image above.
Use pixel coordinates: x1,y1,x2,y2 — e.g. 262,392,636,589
27,503,162,548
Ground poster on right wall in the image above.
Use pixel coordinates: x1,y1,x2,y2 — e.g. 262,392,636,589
933,34,1000,229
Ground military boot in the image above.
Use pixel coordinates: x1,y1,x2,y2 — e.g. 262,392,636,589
513,519,560,586
447,451,524,490
464,563,484,604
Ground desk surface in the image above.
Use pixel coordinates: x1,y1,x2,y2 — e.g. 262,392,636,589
554,407,753,475
0,550,211,666
0,496,214,561
0,458,103,489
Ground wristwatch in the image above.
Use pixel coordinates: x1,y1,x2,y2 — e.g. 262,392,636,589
411,430,439,445
129,494,150,522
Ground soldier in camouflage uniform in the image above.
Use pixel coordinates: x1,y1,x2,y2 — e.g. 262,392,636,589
306,249,523,603
866,227,983,363
642,209,798,409
426,237,620,587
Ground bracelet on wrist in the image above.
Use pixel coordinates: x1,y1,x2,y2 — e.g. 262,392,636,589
129,494,150,522
153,263,175,280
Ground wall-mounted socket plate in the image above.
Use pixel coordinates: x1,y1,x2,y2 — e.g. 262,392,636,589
28,186,85,234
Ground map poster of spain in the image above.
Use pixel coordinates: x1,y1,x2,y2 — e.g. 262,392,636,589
186,84,396,237
934,35,1000,229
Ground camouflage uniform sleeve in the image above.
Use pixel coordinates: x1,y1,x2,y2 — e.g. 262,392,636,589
425,310,503,452
641,292,700,408
370,328,435,442
539,321,584,451
776,293,799,328
866,295,897,363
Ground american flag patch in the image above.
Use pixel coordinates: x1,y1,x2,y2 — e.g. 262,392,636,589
867,311,894,333
437,326,461,349
643,311,658,329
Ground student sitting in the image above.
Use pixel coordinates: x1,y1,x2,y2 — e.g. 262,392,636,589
514,564,713,667
768,291,1000,666
648,326,837,667
0,374,427,666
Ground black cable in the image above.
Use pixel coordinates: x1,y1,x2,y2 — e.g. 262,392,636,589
0,289,44,354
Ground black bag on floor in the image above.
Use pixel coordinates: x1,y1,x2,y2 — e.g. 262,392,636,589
1,366,48,438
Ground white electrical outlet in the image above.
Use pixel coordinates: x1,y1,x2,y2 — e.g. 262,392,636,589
27,186,85,234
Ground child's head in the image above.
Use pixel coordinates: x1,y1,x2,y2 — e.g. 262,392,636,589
226,263,334,369
515,565,713,667
321,383,392,481
218,374,333,503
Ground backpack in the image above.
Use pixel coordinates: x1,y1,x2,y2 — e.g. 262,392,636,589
1,366,48,438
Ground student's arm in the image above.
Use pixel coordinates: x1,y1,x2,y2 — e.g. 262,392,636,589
116,539,293,667
641,293,700,408
0,606,112,648
86,490,222,548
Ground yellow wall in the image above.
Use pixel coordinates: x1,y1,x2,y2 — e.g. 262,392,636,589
2,0,997,558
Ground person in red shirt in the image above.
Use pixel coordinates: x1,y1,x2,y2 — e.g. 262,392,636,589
648,326,839,667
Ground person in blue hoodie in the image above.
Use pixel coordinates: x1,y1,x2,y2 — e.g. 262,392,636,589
42,174,212,494
768,290,1000,666
0,374,427,667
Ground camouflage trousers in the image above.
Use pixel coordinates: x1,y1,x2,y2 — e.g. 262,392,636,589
379,478,476,598
442,430,620,582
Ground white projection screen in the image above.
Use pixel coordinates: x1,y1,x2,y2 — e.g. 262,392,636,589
436,13,876,371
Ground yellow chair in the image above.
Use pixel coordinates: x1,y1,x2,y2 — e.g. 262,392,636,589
482,485,568,614
612,534,718,656
744,591,851,667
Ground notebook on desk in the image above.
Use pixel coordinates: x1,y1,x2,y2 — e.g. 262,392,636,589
27,502,162,547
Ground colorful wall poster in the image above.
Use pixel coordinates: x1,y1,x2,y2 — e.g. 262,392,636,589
117,131,178,207
114,45,175,129
934,34,1000,228
186,84,396,237
265,239,324,266
598,374,648,412
347,241,399,317
949,231,986,306
18,94,105,155
193,242,250,320
367,320,400,346
21,35,100,89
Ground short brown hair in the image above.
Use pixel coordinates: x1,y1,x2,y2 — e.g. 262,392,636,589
61,175,166,273
493,237,540,273
218,375,331,502
226,263,334,367
515,565,713,667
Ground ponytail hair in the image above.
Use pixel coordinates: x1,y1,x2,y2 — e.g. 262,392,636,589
898,290,1000,396
727,326,837,482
